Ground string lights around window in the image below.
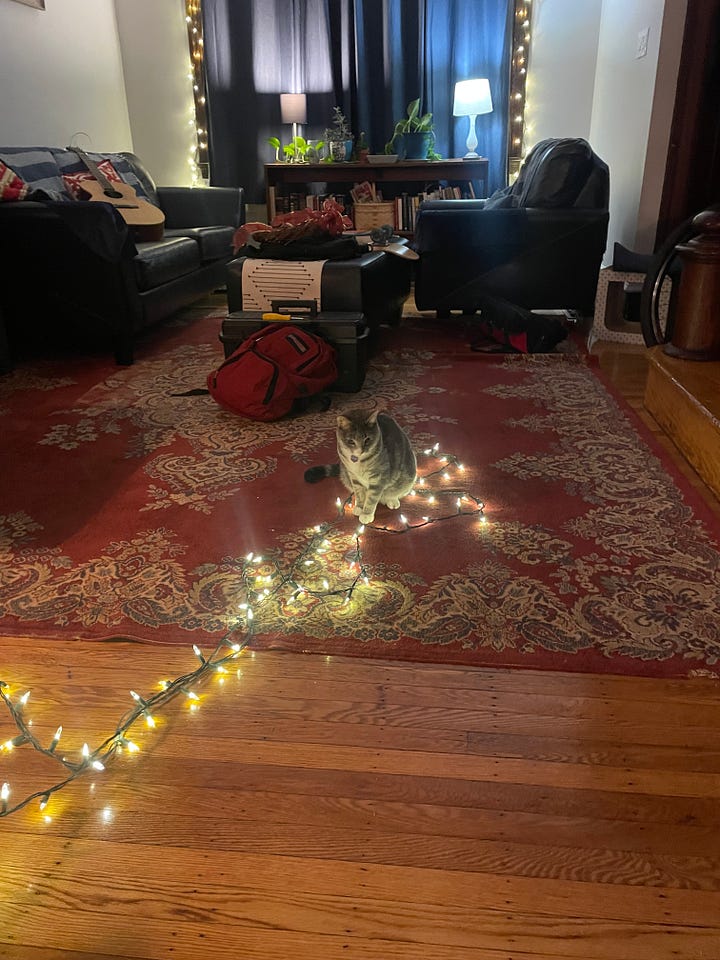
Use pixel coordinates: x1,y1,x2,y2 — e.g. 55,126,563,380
507,0,532,182
185,0,209,184
0,444,486,821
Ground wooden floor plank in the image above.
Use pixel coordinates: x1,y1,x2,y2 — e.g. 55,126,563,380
6,636,720,701
3,838,720,942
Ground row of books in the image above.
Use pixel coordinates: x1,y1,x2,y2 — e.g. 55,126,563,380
267,189,349,219
266,182,478,229
392,184,477,230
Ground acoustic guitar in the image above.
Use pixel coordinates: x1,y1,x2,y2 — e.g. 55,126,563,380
68,147,165,241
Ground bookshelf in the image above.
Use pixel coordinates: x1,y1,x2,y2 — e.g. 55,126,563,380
264,158,489,236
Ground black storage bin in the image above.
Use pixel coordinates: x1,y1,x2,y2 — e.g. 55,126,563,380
221,306,369,393
226,250,411,329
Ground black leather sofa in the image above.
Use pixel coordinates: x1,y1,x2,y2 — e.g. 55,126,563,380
0,149,244,366
413,138,610,318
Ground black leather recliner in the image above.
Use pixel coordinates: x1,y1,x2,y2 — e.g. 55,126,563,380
0,149,244,366
413,138,610,318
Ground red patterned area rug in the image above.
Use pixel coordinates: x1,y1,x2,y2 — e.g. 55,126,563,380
2,309,720,678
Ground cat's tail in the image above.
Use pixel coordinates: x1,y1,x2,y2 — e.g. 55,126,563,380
304,463,340,483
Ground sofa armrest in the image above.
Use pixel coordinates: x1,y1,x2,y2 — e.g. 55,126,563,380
414,203,605,254
413,204,609,314
0,199,134,262
156,186,244,230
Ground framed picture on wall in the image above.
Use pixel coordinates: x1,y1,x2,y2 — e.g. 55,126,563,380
9,0,46,8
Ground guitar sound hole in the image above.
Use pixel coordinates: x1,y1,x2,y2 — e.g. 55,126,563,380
104,189,124,200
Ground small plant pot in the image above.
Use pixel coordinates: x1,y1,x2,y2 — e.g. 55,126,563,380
401,132,431,160
328,140,354,162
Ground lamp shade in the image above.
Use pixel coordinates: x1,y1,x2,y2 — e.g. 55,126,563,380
453,78,492,117
280,93,307,124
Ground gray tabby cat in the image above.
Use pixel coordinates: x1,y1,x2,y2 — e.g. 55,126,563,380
304,409,417,524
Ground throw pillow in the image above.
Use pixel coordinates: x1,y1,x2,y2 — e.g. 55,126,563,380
62,160,123,200
0,160,29,201
55,150,152,202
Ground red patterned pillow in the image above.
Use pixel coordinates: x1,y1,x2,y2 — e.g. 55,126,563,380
62,160,123,199
0,160,29,201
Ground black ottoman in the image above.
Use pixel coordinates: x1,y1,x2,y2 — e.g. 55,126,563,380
226,250,411,330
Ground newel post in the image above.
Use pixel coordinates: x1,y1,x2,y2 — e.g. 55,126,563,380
664,209,720,360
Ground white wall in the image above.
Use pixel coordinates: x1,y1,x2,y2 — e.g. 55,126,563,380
526,0,603,144
0,0,131,150
528,0,686,261
589,0,669,258
635,0,687,250
114,0,198,185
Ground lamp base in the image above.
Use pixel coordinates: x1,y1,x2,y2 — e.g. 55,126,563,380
462,151,480,159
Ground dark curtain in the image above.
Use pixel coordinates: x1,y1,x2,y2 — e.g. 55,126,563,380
202,0,512,203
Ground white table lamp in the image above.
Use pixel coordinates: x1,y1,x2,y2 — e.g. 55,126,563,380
453,79,492,159
280,93,307,149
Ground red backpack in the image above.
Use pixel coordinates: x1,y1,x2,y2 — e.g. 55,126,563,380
207,323,337,421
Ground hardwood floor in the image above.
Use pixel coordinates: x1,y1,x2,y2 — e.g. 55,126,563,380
1,335,719,960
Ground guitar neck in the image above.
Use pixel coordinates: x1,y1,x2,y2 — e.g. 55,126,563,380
71,147,113,193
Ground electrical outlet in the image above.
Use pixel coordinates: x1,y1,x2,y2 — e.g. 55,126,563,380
636,26,649,59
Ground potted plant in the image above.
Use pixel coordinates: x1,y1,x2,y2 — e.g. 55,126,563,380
324,106,354,161
267,135,324,163
384,98,440,160
355,131,369,162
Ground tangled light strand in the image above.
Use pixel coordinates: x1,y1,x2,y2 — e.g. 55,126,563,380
1,445,484,819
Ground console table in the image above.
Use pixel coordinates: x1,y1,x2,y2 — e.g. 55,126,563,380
264,158,489,234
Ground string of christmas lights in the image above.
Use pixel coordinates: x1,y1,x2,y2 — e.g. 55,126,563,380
508,0,533,181
0,446,485,820
184,0,209,184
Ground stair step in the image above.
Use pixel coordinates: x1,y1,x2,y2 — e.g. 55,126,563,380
644,345,720,500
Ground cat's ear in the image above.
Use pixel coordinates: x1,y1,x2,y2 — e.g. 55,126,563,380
337,415,351,430
367,409,380,424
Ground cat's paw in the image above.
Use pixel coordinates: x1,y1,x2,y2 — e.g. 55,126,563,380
384,498,401,509
358,511,375,524
351,504,363,517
